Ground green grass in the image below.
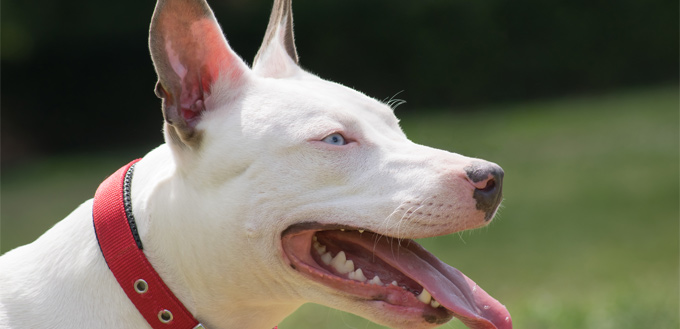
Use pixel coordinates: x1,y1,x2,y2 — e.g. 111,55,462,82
2,86,678,328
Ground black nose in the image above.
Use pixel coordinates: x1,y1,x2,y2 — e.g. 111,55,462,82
465,161,504,221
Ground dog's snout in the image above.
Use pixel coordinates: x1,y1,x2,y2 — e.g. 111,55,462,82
465,161,504,221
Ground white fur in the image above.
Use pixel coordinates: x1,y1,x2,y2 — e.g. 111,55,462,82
0,5,501,329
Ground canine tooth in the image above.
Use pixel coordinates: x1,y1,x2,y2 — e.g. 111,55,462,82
368,276,383,285
417,289,432,304
391,281,398,286
321,252,332,265
340,229,345,231
430,300,441,308
313,235,318,242
358,229,364,233
349,268,367,282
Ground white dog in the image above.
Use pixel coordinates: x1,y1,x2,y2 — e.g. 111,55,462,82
0,0,511,328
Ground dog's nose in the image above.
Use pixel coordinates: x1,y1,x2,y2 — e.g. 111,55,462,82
465,161,504,221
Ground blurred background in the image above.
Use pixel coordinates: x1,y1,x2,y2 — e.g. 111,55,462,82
1,0,678,328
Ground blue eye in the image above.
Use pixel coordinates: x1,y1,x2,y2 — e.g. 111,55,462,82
322,133,346,145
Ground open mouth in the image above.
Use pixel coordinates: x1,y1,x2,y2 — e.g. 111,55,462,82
281,223,512,329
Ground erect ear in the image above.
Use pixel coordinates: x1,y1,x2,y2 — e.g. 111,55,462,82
149,0,250,146
252,0,301,78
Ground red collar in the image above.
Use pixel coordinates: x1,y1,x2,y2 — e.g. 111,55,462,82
93,159,204,329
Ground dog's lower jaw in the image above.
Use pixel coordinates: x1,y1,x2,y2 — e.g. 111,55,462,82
280,225,511,329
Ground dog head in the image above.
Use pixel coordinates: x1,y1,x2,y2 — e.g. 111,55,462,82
147,0,510,328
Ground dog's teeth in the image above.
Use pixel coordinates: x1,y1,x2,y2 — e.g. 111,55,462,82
355,269,367,281
417,289,432,304
358,229,364,233
321,252,332,265
330,251,354,274
330,251,346,266
368,275,383,285
348,268,367,282
313,235,318,242
391,281,398,286
340,229,345,231
430,300,441,308
313,241,326,255
344,260,355,273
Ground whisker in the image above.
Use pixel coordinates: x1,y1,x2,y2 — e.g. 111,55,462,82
384,90,406,110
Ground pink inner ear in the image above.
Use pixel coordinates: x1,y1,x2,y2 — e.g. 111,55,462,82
164,18,243,124
182,99,203,121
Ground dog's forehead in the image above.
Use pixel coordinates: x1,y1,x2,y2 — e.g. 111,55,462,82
249,75,402,132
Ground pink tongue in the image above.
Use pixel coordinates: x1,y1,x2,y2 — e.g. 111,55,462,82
350,233,512,329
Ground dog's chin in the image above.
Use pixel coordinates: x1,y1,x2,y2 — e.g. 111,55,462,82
280,222,512,329
341,300,452,329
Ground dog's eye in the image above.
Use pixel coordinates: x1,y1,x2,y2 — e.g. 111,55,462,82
321,133,346,145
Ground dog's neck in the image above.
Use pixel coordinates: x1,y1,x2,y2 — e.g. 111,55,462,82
2,145,299,329
128,145,303,328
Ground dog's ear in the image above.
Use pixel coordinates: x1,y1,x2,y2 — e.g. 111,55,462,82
252,0,300,78
149,0,250,146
